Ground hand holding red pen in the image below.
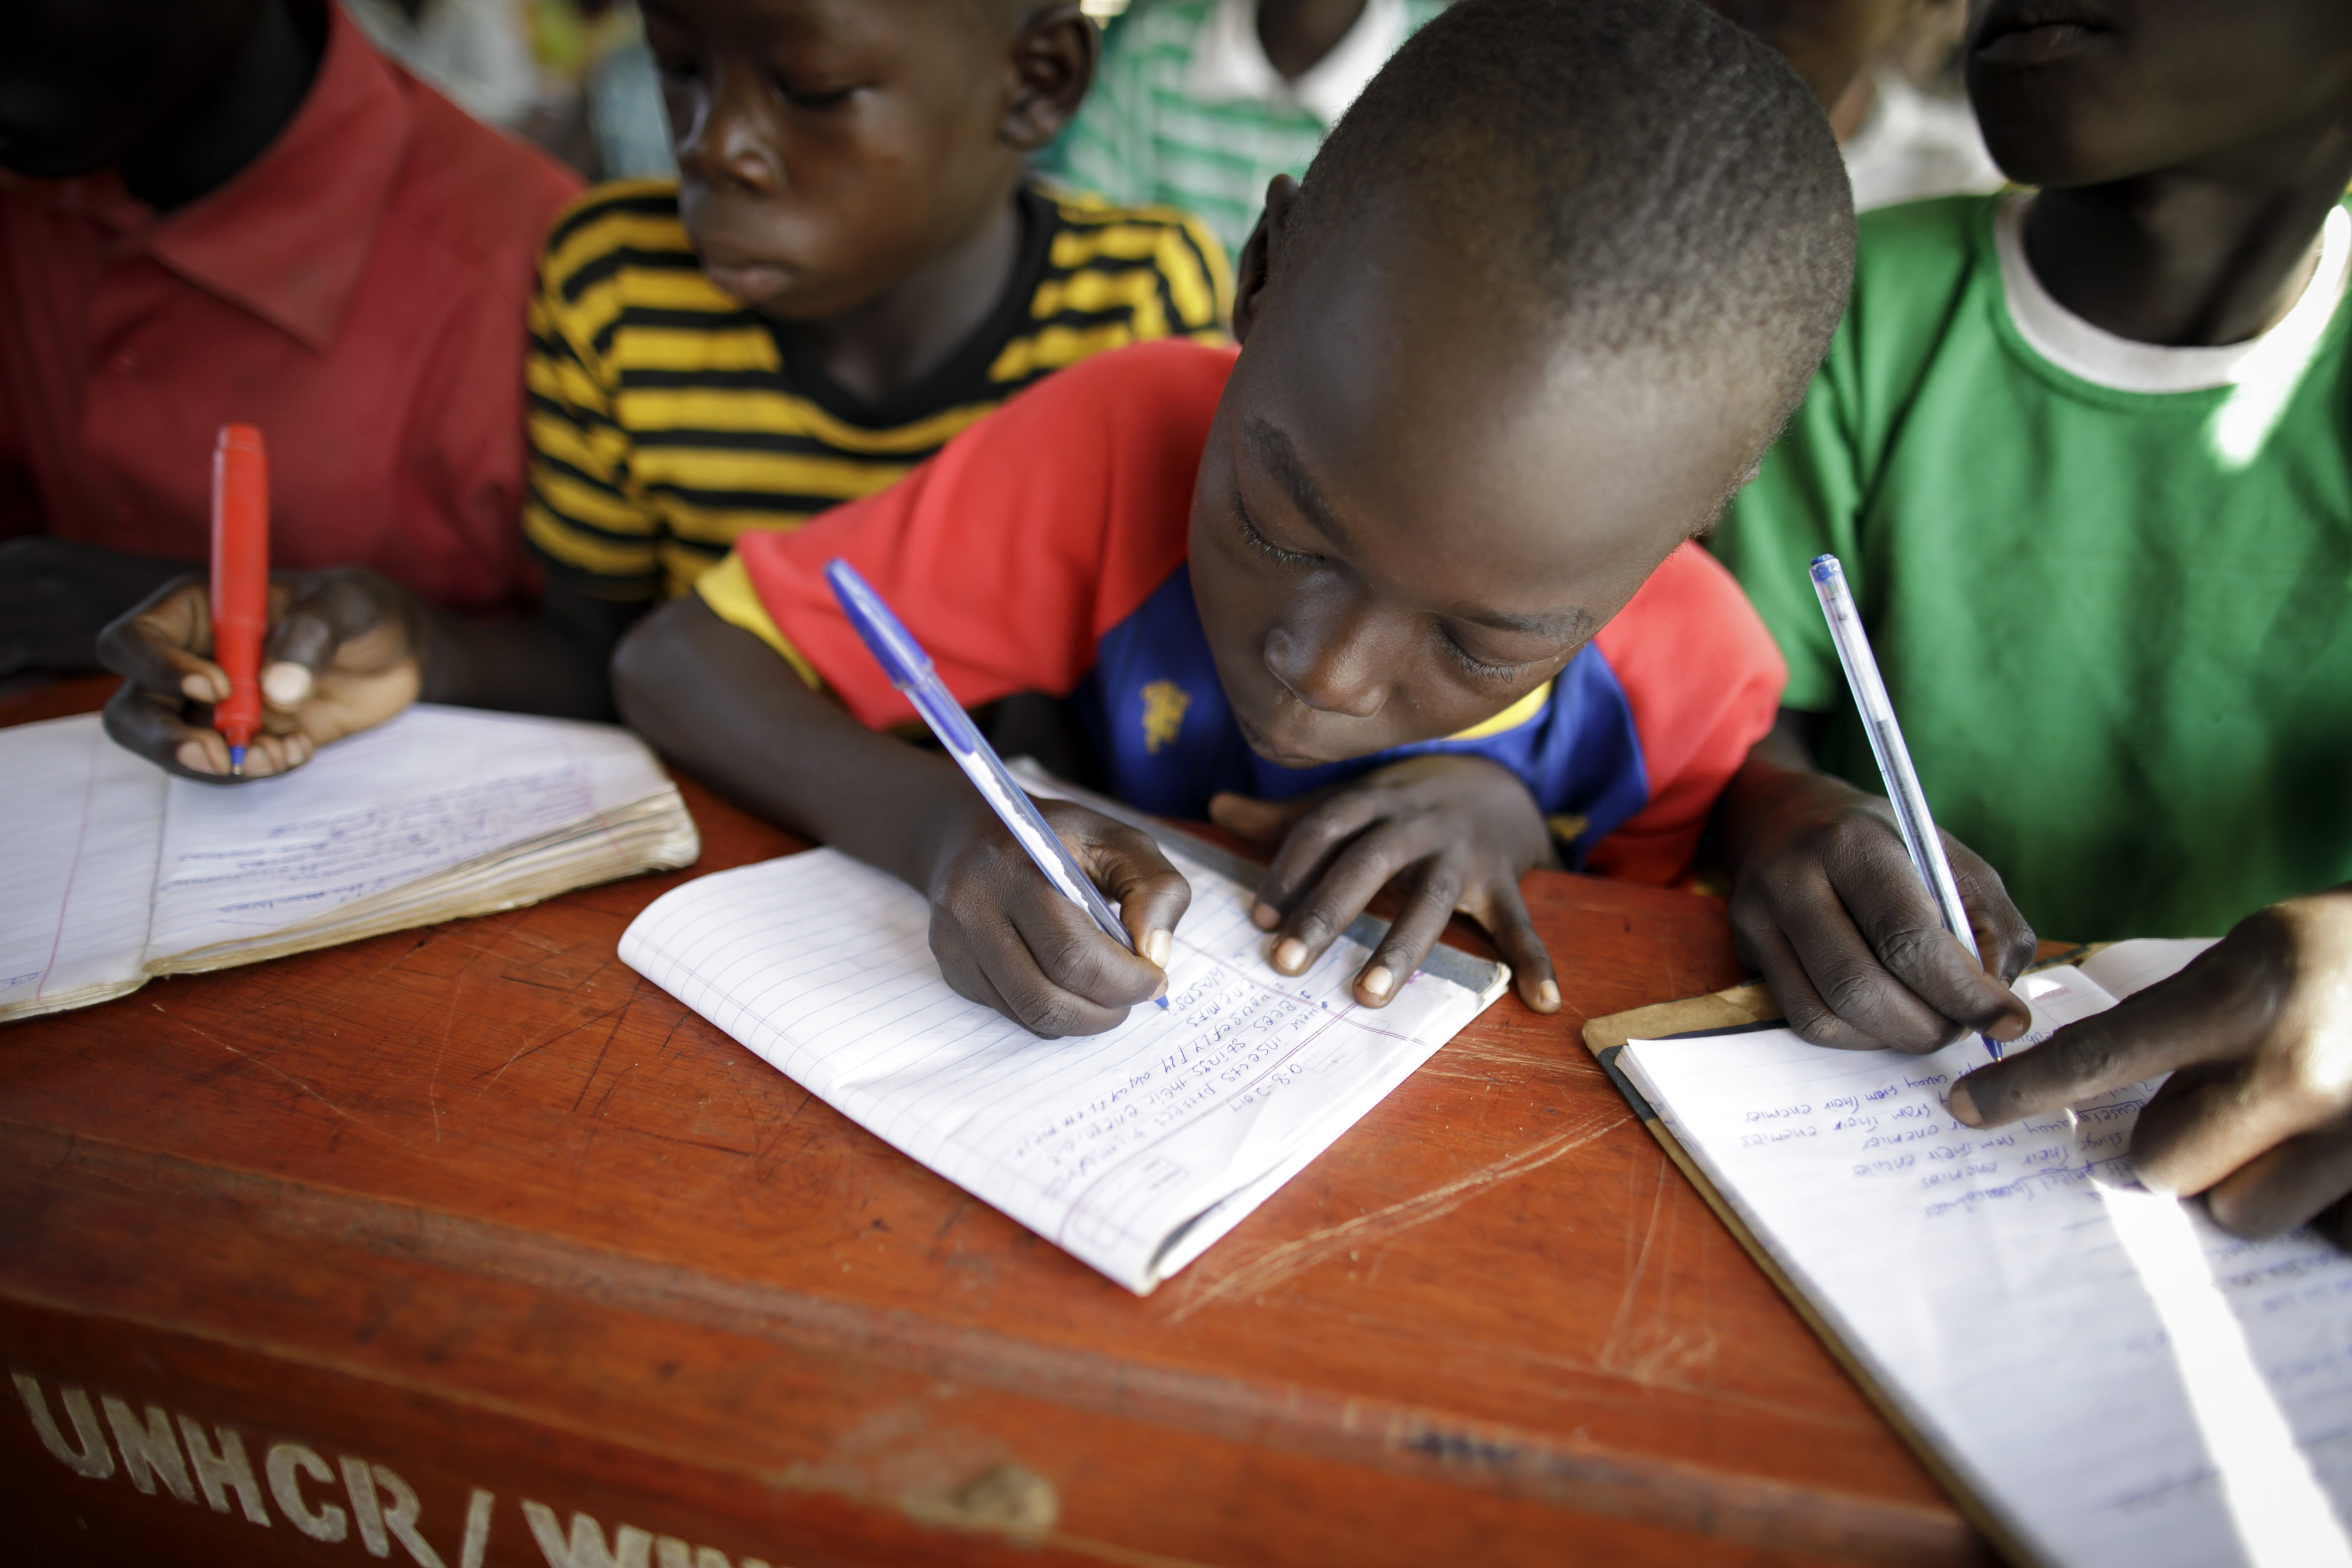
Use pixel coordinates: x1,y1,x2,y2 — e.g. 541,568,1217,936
98,568,426,782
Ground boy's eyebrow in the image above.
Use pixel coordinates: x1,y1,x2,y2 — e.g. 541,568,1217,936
1242,416,1592,643
1242,415,1351,549
1453,603,1595,638
1244,416,1592,641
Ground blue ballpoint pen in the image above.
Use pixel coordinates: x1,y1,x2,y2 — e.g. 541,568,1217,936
1809,554,2000,1061
826,559,1168,1009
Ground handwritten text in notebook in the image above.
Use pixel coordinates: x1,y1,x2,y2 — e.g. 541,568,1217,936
619,846,1508,1293
148,706,671,958
1620,945,2352,1568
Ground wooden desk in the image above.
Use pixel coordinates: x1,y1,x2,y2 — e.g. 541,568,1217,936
0,681,1992,1568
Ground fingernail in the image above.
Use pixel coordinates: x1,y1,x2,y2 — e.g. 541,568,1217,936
262,661,312,707
175,741,215,774
1947,1082,1982,1126
1536,979,1560,1010
1145,928,1172,967
1359,965,1393,999
180,673,213,701
1274,937,1308,974
1252,902,1281,931
1151,975,1168,1001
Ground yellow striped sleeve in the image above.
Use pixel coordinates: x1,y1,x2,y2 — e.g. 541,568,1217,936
694,551,822,688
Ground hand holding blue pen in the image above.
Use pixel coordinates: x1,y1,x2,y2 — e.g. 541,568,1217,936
826,559,1175,1013
1808,554,2011,1062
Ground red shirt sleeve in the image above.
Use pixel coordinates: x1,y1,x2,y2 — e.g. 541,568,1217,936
735,338,1235,731
1585,541,1786,882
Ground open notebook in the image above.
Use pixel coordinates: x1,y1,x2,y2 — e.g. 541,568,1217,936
619,767,1511,1293
1605,941,2352,1568
3,706,699,1022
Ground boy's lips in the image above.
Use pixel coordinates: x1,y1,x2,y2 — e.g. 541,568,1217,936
1231,706,1339,770
700,259,793,302
1975,8,2113,66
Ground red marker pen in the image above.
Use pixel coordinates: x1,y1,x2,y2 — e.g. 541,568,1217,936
211,424,269,776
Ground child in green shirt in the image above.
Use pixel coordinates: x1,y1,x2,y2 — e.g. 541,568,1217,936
1712,0,2352,1245
1046,0,1442,258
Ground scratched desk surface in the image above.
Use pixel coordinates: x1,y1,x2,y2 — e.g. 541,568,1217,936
0,679,1992,1568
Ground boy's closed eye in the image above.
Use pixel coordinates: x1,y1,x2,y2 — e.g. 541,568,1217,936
1223,423,1586,710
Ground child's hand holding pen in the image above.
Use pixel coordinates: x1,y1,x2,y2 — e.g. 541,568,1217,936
1723,757,2037,1054
927,796,1192,1038
95,568,424,782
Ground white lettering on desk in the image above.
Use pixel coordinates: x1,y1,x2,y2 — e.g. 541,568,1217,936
12,1372,781,1568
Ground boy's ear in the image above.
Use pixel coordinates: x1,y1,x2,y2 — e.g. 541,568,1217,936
1001,4,1098,152
1231,175,1299,346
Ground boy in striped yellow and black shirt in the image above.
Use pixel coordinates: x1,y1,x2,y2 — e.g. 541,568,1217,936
524,2,1231,606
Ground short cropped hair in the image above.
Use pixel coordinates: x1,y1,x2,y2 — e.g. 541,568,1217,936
1285,0,1855,427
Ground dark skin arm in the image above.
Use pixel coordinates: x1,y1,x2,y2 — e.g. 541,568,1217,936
0,537,196,677
1712,707,2037,1052
614,594,1187,1037
96,568,637,780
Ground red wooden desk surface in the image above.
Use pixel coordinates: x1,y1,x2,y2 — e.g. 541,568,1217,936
0,679,1992,1568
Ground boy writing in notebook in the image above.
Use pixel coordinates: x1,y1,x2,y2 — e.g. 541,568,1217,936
95,0,1227,778
614,0,2043,1045
1711,0,2352,1242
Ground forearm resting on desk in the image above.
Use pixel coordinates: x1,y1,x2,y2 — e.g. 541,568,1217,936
613,594,1184,1037
613,594,980,886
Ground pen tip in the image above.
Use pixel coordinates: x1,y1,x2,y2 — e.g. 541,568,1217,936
228,745,245,777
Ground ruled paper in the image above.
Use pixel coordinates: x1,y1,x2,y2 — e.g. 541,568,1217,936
146,704,676,958
620,845,1506,1292
1620,942,2352,1568
0,715,166,1018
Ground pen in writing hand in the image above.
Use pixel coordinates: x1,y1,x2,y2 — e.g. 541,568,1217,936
1809,554,2001,1062
211,424,270,777
825,559,1170,1010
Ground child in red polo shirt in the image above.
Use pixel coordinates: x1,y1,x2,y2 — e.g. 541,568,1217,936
613,0,2042,1045
0,0,580,668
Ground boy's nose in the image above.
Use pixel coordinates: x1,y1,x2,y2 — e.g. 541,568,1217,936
1262,618,1387,720
677,66,781,194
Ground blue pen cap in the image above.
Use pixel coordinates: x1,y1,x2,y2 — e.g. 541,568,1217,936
824,559,931,690
1809,553,1843,586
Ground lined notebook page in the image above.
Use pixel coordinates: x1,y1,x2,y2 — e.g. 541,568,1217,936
148,704,676,959
622,846,1505,1293
0,715,166,1018
1621,945,2352,1568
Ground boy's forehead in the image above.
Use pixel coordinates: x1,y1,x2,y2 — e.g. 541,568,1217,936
1240,219,1767,601
661,0,1007,44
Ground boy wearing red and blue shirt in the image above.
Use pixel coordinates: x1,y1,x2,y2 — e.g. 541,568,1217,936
694,337,1780,888
619,0,2042,1048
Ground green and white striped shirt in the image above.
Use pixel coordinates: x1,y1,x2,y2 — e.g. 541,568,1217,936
1047,0,1444,259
